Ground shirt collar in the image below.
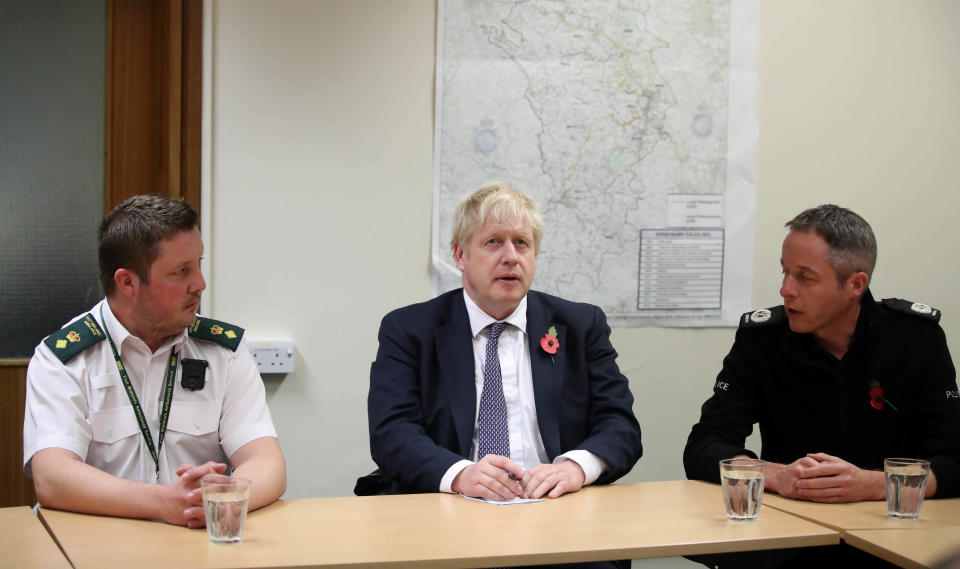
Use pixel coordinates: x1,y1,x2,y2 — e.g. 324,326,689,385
462,291,527,338
99,298,188,356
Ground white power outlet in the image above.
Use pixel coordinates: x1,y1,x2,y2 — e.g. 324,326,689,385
248,339,295,374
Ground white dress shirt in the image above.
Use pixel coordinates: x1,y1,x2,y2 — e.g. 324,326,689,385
439,293,606,492
23,298,277,485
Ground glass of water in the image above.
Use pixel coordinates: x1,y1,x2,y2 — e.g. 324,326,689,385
884,458,930,519
201,475,252,544
720,458,766,521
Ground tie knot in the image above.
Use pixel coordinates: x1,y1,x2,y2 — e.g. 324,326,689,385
488,322,507,341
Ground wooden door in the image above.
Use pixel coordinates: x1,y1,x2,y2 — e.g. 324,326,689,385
1,0,202,508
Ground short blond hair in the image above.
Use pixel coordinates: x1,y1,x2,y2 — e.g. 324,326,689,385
449,183,544,254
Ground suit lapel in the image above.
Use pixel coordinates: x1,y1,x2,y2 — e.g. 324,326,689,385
436,291,477,457
527,292,564,460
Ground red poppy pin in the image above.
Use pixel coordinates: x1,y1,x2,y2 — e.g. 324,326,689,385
540,325,559,363
869,379,899,411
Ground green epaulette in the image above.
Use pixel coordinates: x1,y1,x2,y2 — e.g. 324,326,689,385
188,316,244,352
739,305,787,329
43,314,106,363
881,298,941,323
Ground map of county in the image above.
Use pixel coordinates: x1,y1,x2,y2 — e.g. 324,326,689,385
433,0,756,326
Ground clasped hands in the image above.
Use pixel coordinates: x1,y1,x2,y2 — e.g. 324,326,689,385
768,452,885,503
451,454,585,501
161,461,228,528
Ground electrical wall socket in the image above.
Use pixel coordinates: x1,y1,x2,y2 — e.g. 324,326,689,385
248,339,295,374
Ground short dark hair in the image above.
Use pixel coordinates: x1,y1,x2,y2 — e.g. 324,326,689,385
785,204,877,284
98,194,199,295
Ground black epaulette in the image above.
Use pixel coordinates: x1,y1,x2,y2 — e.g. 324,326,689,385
739,306,787,329
187,316,245,352
43,314,106,363
880,298,941,323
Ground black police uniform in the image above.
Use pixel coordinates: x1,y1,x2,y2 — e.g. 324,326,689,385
684,289,960,498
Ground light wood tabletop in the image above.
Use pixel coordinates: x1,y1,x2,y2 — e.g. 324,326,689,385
761,493,960,567
38,480,837,569
763,493,960,532
843,527,960,569
0,506,72,569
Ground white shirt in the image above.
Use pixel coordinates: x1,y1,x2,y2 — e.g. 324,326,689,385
439,293,606,492
23,299,277,485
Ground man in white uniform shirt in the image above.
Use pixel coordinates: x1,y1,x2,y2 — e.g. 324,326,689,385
368,183,642,513
24,194,285,528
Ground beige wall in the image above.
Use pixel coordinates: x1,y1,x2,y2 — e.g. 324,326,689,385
208,0,960,514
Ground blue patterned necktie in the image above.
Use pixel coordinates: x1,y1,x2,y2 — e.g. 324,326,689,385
477,322,509,461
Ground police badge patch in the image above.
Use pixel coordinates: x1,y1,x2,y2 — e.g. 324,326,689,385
881,298,941,322
739,306,786,329
911,303,933,315
750,309,772,323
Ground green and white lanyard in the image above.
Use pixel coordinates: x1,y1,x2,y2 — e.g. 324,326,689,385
100,305,179,484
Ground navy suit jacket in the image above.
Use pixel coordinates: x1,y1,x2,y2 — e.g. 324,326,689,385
368,288,643,494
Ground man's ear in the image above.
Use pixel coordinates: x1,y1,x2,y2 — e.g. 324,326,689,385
848,271,868,299
113,268,140,298
453,244,466,271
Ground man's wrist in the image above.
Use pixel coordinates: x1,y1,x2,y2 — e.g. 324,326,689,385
869,469,887,501
450,470,465,494
555,450,605,485
557,459,586,486
441,460,473,493
762,461,787,495
144,481,170,521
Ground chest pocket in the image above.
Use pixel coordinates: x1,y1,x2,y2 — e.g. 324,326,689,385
90,407,140,444
167,400,220,437
89,371,130,412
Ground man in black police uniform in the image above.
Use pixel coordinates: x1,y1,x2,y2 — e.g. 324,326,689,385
684,204,960,566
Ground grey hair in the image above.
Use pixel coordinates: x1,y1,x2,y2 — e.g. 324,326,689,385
785,204,877,284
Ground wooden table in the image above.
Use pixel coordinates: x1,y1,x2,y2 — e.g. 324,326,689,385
844,527,960,569
763,493,960,568
763,494,960,531
0,506,72,569
38,480,837,569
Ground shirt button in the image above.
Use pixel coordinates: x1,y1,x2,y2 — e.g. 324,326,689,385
106,429,113,438
195,420,201,431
